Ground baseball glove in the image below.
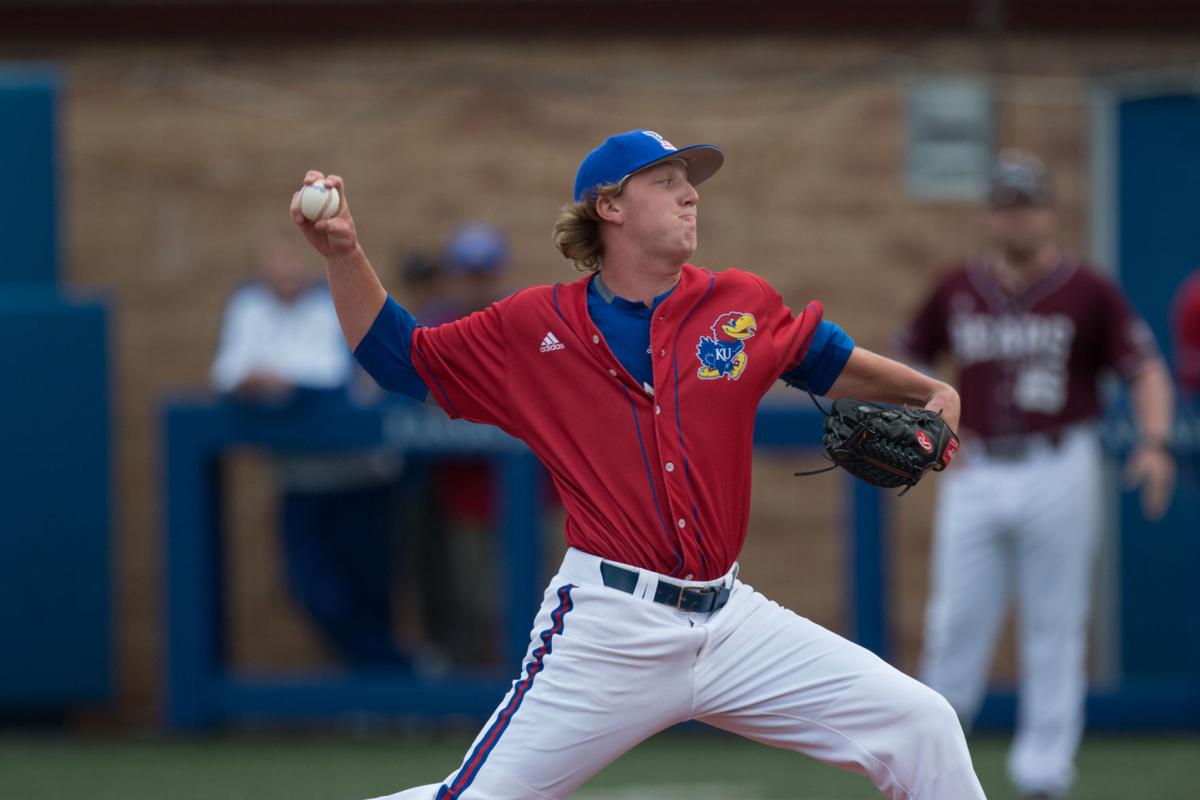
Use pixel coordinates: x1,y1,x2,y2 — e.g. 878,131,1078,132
797,398,960,494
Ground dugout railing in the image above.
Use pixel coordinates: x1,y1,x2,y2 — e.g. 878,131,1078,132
162,396,1200,730
161,396,889,730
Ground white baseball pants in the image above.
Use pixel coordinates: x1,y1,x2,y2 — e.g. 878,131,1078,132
373,548,984,799
920,426,1102,797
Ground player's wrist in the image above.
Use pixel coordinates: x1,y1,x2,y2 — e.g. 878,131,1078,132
325,242,366,269
924,382,960,429
1136,436,1174,457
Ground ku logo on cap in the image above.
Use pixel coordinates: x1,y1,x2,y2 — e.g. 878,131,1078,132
641,130,677,151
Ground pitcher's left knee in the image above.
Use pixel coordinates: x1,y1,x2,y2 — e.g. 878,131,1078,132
911,687,965,745
901,687,984,799
834,670,983,799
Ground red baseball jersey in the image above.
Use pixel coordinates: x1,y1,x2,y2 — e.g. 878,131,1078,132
411,263,823,580
897,258,1159,440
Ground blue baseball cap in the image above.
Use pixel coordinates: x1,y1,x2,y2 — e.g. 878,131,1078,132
443,222,510,274
573,129,724,202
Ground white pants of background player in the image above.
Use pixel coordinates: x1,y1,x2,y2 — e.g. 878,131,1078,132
921,426,1102,798
372,548,985,800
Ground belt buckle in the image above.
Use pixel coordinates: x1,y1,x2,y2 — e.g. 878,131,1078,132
677,584,715,611
985,437,1027,461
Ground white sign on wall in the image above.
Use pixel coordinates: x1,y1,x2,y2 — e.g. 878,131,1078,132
906,78,993,201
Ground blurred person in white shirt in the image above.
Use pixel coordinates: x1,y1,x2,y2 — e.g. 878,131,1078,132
212,238,410,670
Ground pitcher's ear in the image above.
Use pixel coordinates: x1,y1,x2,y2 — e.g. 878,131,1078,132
596,194,622,224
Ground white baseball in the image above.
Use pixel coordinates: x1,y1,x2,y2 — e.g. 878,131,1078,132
298,182,341,222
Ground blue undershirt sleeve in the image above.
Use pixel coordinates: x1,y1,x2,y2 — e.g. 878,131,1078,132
353,296,430,402
780,320,855,396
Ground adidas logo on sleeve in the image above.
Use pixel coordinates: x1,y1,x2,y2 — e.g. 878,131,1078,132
539,331,566,353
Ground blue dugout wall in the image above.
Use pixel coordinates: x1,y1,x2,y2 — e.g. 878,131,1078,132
0,68,112,709
1116,94,1200,683
162,396,1200,730
161,398,890,729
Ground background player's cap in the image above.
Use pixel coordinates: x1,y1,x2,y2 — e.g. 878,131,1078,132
988,148,1054,208
398,248,440,284
573,129,724,202
443,223,510,275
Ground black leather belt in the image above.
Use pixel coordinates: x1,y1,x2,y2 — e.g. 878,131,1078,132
600,562,731,614
977,430,1066,461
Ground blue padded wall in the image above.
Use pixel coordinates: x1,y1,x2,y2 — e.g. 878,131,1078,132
0,294,111,706
0,68,112,708
1117,94,1200,680
0,68,59,286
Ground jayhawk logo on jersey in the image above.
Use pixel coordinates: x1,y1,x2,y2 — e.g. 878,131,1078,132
696,311,758,380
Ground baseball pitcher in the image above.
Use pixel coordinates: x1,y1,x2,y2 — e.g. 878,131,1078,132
292,129,987,799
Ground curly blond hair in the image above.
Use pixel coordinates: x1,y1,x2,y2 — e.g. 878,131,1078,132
551,179,626,273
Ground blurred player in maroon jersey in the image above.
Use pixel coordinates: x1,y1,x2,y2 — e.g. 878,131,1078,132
1172,268,1200,397
1172,268,1200,485
897,150,1176,800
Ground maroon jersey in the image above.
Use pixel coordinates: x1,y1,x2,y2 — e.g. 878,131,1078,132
897,258,1158,440
411,263,822,580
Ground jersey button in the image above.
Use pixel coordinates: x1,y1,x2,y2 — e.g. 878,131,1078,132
665,462,675,472
592,335,600,344
677,518,686,528
659,349,666,358
608,368,617,377
655,405,661,414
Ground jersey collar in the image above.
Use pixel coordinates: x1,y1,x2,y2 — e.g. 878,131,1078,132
590,272,678,310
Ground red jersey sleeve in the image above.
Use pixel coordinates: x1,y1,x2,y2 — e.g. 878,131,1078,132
1093,273,1160,380
410,296,513,429
896,279,951,365
748,273,823,376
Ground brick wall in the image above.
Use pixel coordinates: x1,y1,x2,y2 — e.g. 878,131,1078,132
34,34,1198,721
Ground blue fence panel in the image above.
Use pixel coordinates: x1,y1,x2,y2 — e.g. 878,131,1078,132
0,295,111,708
162,399,1200,729
0,67,59,286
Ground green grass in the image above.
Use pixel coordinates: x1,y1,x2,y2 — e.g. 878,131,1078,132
0,730,1197,799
